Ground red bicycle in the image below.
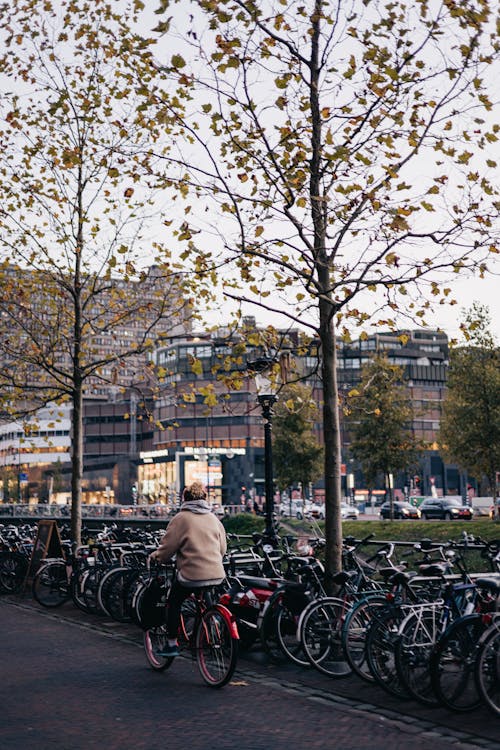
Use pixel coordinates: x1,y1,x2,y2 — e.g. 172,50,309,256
144,586,239,688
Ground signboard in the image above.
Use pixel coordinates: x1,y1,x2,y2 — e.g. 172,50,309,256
23,520,65,588
185,460,222,487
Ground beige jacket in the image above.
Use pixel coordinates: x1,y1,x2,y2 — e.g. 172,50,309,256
153,509,227,582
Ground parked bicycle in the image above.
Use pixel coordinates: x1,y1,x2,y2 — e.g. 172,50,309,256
143,579,239,688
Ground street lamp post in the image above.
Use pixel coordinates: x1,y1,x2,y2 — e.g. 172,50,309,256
347,473,355,505
248,357,279,545
388,472,394,520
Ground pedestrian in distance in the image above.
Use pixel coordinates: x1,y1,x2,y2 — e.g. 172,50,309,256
148,482,227,657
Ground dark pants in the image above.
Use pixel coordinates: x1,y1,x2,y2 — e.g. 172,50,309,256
166,579,196,639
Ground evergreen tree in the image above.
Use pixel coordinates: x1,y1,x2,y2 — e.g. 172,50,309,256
439,304,500,497
273,384,323,494
347,354,421,516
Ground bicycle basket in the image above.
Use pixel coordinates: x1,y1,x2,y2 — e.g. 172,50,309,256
134,577,167,630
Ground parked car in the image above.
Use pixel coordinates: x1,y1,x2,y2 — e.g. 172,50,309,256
379,501,421,520
279,499,306,519
419,497,474,521
341,502,359,520
305,501,325,520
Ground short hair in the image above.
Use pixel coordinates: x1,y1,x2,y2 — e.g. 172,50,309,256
183,482,207,503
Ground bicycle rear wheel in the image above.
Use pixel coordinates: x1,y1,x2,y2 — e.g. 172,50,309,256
196,606,238,687
475,621,500,717
81,568,102,615
71,569,94,613
430,614,484,712
260,593,308,666
144,624,174,672
101,567,140,622
300,597,352,678
276,602,308,666
395,607,442,706
32,560,69,607
366,607,409,699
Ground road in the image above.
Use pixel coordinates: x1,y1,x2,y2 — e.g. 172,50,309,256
1,595,498,750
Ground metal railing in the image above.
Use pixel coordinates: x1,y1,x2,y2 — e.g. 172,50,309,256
0,502,245,520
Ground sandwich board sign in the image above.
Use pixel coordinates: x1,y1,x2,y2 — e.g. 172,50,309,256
24,519,64,586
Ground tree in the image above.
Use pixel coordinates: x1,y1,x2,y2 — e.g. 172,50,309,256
346,354,422,518
0,1,197,543
439,303,500,497
150,0,498,576
273,383,323,494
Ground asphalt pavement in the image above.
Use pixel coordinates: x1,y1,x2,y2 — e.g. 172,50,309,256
1,594,498,750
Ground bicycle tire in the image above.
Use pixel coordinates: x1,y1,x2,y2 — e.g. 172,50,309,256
97,566,128,617
71,569,94,613
259,595,287,662
260,593,308,666
0,551,29,594
430,614,485,712
196,606,238,688
300,597,352,678
144,624,175,672
365,607,410,699
276,601,309,667
341,594,387,683
474,620,500,717
81,567,102,615
100,567,140,622
395,606,442,706
32,560,69,607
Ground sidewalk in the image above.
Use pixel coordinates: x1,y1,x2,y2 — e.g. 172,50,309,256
1,594,498,750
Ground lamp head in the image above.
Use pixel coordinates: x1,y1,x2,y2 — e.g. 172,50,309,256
247,356,279,397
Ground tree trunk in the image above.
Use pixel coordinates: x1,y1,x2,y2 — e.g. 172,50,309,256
71,172,84,546
309,3,342,583
319,296,343,584
70,382,83,546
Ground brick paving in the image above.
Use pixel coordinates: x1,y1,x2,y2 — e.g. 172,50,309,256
1,595,499,750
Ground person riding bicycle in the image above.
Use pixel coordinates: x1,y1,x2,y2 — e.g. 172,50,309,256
149,482,227,657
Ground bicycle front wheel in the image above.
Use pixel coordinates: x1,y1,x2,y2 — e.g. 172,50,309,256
32,560,69,607
144,624,174,672
196,607,238,688
301,597,352,678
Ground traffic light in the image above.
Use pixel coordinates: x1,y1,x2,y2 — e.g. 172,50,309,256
414,476,420,488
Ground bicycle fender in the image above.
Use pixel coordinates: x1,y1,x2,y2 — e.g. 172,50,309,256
214,603,240,639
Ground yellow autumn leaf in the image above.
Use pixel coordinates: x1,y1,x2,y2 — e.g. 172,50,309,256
171,54,186,68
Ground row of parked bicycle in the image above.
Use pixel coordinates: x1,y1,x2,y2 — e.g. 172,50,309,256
1,520,499,705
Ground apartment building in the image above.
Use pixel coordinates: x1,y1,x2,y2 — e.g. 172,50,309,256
130,327,458,505
0,264,191,502
0,299,464,504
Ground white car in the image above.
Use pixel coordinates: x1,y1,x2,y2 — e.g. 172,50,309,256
341,502,359,520
305,502,325,520
279,499,306,519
